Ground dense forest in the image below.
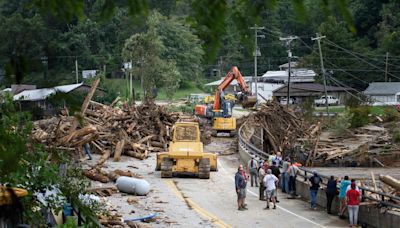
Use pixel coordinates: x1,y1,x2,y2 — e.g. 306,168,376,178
0,0,399,95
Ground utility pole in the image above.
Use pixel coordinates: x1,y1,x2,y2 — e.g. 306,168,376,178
279,36,298,107
129,60,133,102
311,33,329,117
250,24,265,107
385,52,389,82
75,59,79,83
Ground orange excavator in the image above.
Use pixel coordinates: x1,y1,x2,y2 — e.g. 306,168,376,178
194,66,257,136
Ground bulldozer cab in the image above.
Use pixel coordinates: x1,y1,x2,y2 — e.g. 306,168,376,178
156,121,218,178
172,122,200,142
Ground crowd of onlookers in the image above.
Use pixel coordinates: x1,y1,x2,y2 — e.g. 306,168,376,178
235,153,362,227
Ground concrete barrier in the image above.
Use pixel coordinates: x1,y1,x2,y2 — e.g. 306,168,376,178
295,177,400,228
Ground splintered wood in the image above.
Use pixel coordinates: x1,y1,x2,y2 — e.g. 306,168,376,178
246,101,311,153
32,95,179,167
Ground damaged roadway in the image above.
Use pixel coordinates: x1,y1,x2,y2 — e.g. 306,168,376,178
83,137,347,227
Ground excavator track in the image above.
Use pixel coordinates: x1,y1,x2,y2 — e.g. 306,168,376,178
161,158,173,178
198,158,210,179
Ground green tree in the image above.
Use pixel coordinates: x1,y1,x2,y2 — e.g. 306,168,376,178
148,11,204,86
122,25,164,99
0,13,47,83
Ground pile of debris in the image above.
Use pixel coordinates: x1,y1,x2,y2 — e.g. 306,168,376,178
31,78,179,167
298,125,397,167
245,101,313,153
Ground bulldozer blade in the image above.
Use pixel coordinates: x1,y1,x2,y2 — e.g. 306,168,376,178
242,96,257,108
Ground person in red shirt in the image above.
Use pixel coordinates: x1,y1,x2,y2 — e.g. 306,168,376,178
346,182,361,227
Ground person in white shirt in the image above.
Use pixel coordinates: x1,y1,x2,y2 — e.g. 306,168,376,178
263,169,279,209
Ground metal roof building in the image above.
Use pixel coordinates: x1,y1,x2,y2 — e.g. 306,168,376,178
363,82,400,105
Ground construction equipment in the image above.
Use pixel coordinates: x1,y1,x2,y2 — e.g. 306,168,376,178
204,93,237,104
195,66,257,136
0,187,28,206
155,121,217,179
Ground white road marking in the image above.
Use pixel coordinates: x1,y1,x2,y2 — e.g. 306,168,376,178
218,161,326,228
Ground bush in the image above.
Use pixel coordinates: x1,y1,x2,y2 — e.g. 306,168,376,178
349,106,371,128
393,130,400,143
331,109,353,137
383,107,400,122
300,97,314,121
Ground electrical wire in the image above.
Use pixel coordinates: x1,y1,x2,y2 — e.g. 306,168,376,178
323,38,400,81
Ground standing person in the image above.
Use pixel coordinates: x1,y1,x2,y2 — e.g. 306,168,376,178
272,152,283,166
308,170,322,210
247,156,259,187
346,182,361,227
325,176,338,214
263,169,279,209
346,179,360,193
235,165,248,211
338,176,351,217
258,161,268,201
281,157,290,193
288,161,300,197
270,161,281,203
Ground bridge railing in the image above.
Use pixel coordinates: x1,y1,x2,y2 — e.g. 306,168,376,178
238,123,400,209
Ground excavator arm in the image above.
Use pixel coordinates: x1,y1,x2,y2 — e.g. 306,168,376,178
213,66,256,110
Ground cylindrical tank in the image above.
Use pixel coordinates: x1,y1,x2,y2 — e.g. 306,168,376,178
116,176,150,196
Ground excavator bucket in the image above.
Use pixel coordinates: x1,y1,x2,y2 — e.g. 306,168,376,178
242,95,257,108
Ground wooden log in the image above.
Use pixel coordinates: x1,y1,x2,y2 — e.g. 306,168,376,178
137,134,156,144
97,150,111,166
83,170,109,183
59,125,97,145
125,150,146,160
69,78,100,133
113,139,126,162
71,133,99,147
379,175,400,191
150,141,165,148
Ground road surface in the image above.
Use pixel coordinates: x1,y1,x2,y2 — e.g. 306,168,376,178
85,138,348,227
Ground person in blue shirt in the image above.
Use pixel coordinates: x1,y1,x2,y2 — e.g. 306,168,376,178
338,175,351,217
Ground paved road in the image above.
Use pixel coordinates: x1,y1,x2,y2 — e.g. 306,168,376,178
169,154,348,228
86,143,348,227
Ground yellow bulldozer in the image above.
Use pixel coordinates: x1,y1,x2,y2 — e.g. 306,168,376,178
156,121,217,179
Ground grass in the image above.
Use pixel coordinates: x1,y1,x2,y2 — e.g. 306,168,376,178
103,78,204,101
315,105,386,115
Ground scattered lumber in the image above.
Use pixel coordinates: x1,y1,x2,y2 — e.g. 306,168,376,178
86,186,118,197
379,175,400,191
83,169,110,183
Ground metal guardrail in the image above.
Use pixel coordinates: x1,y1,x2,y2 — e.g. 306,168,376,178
238,123,400,209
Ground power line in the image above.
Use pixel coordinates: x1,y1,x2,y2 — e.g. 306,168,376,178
323,38,400,81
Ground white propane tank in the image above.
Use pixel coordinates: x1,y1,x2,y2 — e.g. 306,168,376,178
116,176,150,195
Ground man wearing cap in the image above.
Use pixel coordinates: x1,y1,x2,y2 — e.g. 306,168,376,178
247,156,259,187
235,164,248,211
308,170,322,210
258,160,268,201
263,169,279,209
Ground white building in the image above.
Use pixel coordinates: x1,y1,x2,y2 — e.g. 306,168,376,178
364,82,400,106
